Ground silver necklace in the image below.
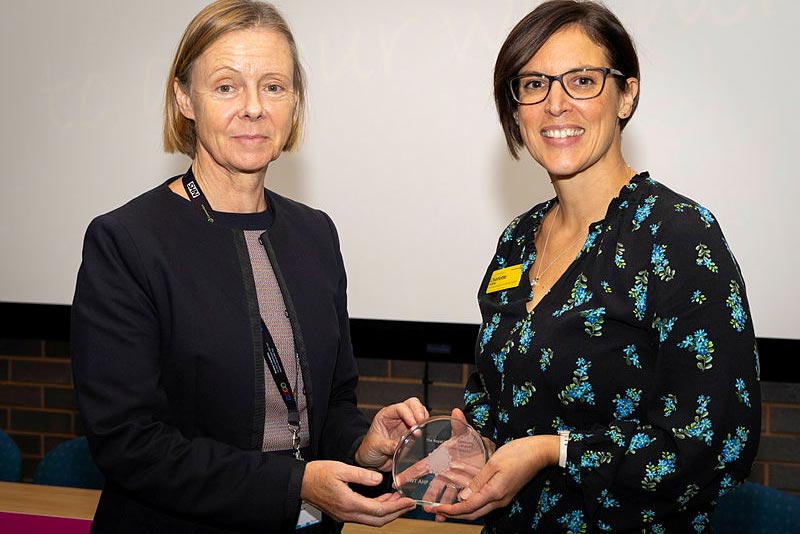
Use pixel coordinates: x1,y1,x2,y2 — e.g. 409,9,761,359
530,203,586,288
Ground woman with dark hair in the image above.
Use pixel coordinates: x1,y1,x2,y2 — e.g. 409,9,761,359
71,1,423,532
430,1,760,532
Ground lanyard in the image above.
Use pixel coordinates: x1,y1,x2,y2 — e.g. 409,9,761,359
181,168,303,459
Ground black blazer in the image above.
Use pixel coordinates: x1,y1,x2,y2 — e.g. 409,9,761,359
71,180,369,533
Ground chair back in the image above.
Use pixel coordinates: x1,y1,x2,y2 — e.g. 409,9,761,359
712,481,800,534
0,428,23,482
33,436,104,489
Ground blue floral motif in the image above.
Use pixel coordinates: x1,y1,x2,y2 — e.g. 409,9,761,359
642,451,677,491
754,343,761,380
678,483,699,509
735,378,751,407
512,382,536,407
632,195,658,231
495,254,507,269
718,474,737,497
678,329,715,371
716,427,750,470
501,217,521,243
623,344,641,368
674,202,716,228
498,409,509,423
628,270,649,321
492,338,514,374
697,206,715,227
628,432,656,454
661,394,677,417
726,280,748,332
601,280,612,293
695,244,718,273
581,307,606,337
531,481,562,529
553,273,593,317
597,489,620,509
581,449,613,470
518,317,534,353
652,316,677,343
691,290,707,305
651,244,675,281
673,395,714,445
614,242,626,268
464,390,485,406
582,224,602,253
613,388,642,420
509,500,522,516
558,358,595,406
557,509,588,534
650,222,661,236
692,511,709,533
470,405,489,429
539,347,554,371
522,250,537,273
480,313,501,352
606,425,625,447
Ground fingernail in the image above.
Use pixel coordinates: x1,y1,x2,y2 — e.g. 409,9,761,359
459,488,472,500
371,472,382,483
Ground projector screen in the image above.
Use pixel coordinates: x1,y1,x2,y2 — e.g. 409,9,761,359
1,0,796,341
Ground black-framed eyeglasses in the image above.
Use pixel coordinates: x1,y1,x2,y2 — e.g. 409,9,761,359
509,67,625,105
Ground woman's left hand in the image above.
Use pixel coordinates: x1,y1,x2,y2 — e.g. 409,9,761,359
424,434,559,521
355,397,429,471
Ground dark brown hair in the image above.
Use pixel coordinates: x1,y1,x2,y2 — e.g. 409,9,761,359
163,0,306,157
494,0,640,158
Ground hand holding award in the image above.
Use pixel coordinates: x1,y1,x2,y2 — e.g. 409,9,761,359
392,415,488,506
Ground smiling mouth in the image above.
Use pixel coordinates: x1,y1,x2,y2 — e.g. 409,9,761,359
541,128,584,139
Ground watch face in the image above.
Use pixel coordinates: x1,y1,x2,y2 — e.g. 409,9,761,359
392,416,488,506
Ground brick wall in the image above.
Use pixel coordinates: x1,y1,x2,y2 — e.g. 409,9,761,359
2,338,799,494
0,339,82,480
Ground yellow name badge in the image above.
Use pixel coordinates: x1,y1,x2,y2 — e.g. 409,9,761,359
486,264,523,294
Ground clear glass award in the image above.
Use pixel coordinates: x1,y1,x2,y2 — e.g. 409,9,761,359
392,416,488,506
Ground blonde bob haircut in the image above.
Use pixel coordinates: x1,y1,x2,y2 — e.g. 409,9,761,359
163,0,306,157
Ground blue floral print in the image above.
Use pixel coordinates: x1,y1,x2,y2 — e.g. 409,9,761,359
632,195,658,231
651,244,675,281
673,395,714,445
623,344,642,368
581,307,606,336
652,316,677,342
695,244,718,273
464,173,759,533
726,280,748,332
480,313,501,352
735,378,752,407
628,270,649,321
678,330,715,371
558,358,596,405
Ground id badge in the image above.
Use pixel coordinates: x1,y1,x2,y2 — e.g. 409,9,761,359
296,502,322,529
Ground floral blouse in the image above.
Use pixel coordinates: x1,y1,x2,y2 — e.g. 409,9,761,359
464,173,760,533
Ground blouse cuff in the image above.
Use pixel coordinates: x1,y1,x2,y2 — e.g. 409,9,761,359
558,430,570,468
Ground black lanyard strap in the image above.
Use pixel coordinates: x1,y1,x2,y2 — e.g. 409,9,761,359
181,168,215,223
180,167,303,459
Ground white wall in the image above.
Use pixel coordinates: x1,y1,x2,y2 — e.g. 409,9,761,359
0,0,796,339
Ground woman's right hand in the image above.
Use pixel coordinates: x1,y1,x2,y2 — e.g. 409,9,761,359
300,460,416,526
424,433,559,522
